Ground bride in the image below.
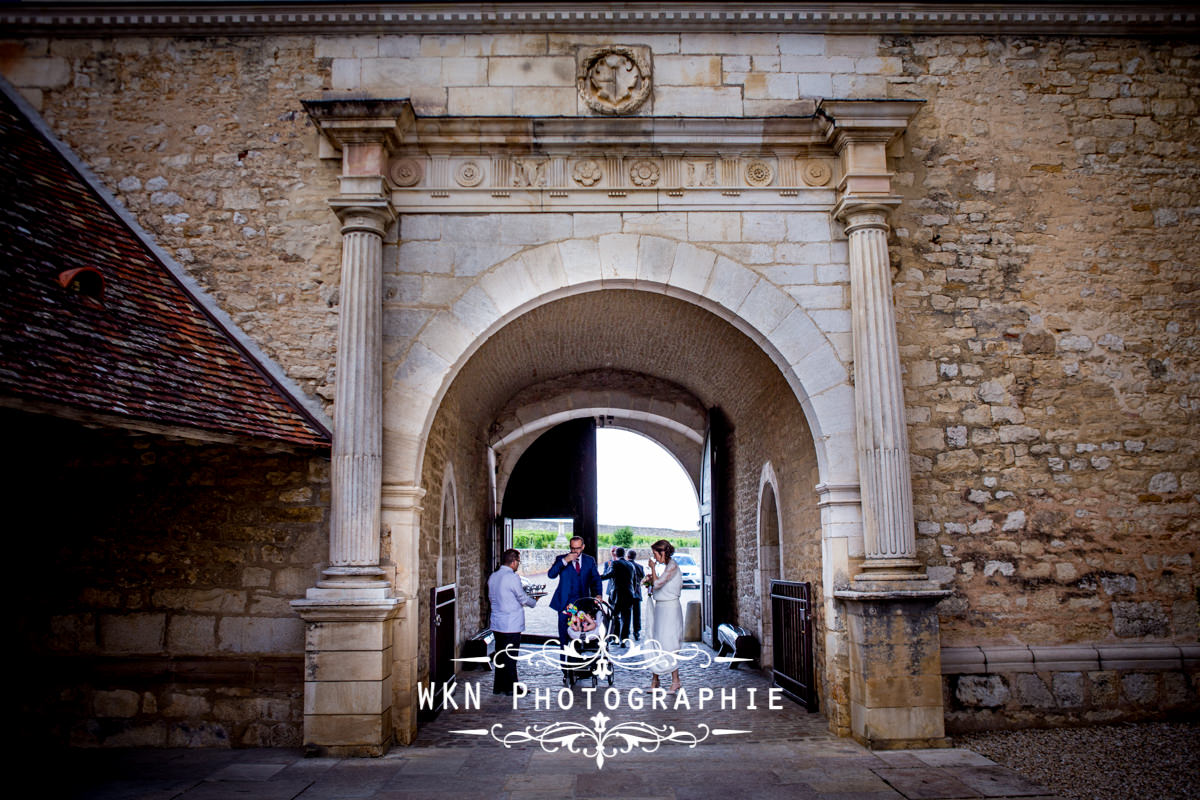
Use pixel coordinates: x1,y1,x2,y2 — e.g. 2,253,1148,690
646,539,683,693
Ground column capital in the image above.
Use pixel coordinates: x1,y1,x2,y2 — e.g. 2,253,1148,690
329,198,395,236
832,197,902,231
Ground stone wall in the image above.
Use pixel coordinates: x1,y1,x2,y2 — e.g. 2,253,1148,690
2,25,1196,737
11,409,328,747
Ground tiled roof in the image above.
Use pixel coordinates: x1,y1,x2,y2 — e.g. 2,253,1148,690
0,85,330,448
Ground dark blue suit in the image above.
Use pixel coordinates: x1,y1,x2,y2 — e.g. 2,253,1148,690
547,553,602,655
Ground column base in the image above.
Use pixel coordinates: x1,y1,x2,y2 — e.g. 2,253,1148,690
292,596,404,757
835,587,952,750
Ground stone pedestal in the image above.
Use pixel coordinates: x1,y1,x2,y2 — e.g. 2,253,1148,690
292,601,403,757
837,589,951,749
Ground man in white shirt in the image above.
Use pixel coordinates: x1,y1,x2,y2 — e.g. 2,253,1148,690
488,548,537,695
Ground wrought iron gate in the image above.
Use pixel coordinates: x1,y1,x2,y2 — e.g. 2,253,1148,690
770,580,817,711
425,582,457,719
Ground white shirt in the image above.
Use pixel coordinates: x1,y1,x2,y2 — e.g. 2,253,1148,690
488,564,537,633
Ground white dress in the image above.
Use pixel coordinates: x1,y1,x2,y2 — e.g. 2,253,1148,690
649,559,683,675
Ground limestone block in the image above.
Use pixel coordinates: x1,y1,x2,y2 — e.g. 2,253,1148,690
304,679,390,715
305,620,394,652
419,311,475,365
1052,672,1085,707
705,256,757,311
623,212,688,239
463,33,548,57
780,35,825,56
513,87,577,116
217,616,304,654
741,213,788,243
1111,601,1169,638
500,214,572,246
573,214,622,238
791,346,848,398
597,234,640,282
167,615,217,654
307,647,393,682
105,723,170,748
687,212,741,243
680,33,778,55
448,86,514,115
452,243,522,277
2,56,70,88
420,35,465,57
862,675,944,709
636,236,677,286
852,703,945,744
162,692,212,718
441,57,487,86
449,285,501,337
784,212,832,242
100,613,166,654
168,721,230,748
655,56,722,86
399,215,442,241
1120,673,1160,707
558,238,603,286
1012,673,1055,708
762,262,817,287
398,241,454,275
213,697,294,723
94,689,140,718
797,73,835,97
666,242,717,296
738,279,794,337
746,73,799,101
379,36,420,58
955,675,1010,708
488,56,574,86
314,36,379,58
360,58,429,93
653,86,744,117
304,712,389,747
393,341,452,400
810,309,852,334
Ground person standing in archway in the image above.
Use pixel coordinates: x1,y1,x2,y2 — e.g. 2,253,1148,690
647,539,683,693
488,549,537,695
547,537,603,670
626,549,645,641
600,546,636,645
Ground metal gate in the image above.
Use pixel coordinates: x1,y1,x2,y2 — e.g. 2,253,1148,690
424,582,456,719
770,580,817,711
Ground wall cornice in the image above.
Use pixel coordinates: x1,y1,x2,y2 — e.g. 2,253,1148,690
3,3,1197,38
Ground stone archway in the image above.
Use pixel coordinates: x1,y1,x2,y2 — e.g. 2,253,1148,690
757,462,784,670
296,98,948,755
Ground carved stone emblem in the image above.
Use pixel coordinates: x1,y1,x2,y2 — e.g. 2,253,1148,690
511,158,547,188
577,46,652,116
801,159,833,187
389,158,423,187
744,159,774,187
685,161,716,187
629,160,660,187
455,161,485,187
572,159,603,186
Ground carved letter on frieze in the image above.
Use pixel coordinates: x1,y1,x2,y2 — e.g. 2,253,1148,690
511,158,548,188
577,46,652,116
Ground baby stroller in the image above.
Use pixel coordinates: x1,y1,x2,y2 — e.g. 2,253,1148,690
561,596,615,688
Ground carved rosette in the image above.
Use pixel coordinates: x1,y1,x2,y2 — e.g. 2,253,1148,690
629,160,660,187
744,159,774,187
801,159,833,187
388,158,423,187
572,159,603,186
577,46,652,116
454,161,485,187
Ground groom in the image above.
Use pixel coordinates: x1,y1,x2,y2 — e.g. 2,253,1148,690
547,536,603,659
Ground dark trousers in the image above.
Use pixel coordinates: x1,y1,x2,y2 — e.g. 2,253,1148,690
612,598,633,643
631,598,642,639
493,630,521,694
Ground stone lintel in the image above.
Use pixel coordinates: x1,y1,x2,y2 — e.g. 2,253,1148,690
941,642,1198,674
836,586,952,602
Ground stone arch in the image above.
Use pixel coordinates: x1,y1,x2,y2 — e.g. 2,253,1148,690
382,234,857,496
757,461,785,669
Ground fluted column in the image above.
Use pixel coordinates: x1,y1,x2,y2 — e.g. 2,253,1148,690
321,202,393,586
841,203,923,580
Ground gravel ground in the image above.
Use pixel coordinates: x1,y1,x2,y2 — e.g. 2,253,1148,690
956,721,1200,800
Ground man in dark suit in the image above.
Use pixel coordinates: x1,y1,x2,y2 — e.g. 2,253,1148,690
600,546,636,645
547,536,603,663
626,549,645,641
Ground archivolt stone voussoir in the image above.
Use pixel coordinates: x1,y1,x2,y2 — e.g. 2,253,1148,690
387,234,853,487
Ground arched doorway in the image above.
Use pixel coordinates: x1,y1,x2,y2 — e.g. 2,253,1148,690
413,287,824,719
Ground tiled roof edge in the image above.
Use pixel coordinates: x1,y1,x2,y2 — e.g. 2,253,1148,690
0,75,333,441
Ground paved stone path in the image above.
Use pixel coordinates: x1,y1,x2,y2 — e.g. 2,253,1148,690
62,643,1064,799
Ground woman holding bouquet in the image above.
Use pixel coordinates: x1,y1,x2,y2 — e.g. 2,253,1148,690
646,539,683,693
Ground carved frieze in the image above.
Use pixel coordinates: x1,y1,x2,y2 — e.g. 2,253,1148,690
577,46,652,116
